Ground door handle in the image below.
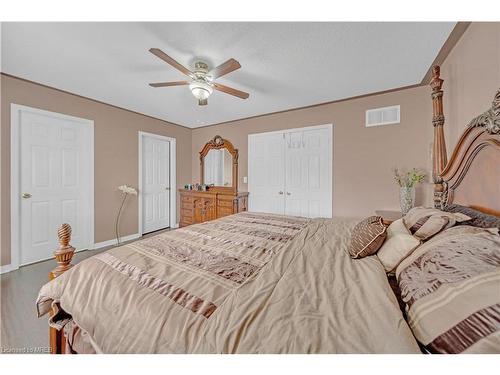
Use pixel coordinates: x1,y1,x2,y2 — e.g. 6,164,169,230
286,192,291,195
278,191,284,195
22,192,32,199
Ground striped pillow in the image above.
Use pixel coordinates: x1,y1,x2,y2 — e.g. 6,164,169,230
445,204,500,231
349,216,387,259
403,207,470,241
396,226,500,353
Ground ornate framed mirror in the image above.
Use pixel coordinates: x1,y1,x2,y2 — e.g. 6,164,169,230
200,135,238,193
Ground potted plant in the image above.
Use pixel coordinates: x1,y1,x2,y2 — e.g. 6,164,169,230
393,168,426,214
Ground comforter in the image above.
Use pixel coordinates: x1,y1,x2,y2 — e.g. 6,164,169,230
37,212,420,353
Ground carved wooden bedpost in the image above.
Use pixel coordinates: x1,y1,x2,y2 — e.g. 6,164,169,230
49,223,75,354
430,66,448,209
49,223,75,280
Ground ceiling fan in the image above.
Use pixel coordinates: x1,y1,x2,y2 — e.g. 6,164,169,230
148,48,249,106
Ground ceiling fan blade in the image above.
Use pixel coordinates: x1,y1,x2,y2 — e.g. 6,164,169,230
213,83,249,99
149,48,193,77
149,81,189,88
209,58,241,79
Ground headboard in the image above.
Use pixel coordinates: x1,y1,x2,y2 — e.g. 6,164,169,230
431,66,500,216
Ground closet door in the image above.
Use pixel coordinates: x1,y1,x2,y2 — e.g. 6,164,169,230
284,127,332,218
248,132,285,214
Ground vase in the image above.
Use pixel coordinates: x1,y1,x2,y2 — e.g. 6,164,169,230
400,186,415,215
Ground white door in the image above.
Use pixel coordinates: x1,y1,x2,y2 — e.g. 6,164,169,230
284,128,332,217
248,125,332,218
18,107,93,265
141,135,170,233
248,132,286,214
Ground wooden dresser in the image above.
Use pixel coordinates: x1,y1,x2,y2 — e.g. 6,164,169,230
179,190,249,227
180,135,249,227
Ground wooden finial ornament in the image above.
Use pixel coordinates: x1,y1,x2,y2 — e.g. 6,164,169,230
49,223,75,280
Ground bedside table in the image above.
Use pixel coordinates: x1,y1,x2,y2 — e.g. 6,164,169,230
375,210,402,226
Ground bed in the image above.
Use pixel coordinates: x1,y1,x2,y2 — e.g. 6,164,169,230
37,66,500,354
38,213,419,353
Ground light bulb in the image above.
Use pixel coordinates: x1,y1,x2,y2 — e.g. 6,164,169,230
189,81,213,100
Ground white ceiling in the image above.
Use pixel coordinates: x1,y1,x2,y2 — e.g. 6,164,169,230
1,22,455,128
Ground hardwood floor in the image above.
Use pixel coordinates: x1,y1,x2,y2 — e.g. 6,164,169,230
0,228,171,354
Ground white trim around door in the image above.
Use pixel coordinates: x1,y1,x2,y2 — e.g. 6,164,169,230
9,104,94,273
138,131,177,236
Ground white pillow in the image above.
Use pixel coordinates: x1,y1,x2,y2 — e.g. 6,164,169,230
377,219,421,273
386,217,407,237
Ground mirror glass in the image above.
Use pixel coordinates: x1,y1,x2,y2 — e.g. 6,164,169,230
203,148,233,187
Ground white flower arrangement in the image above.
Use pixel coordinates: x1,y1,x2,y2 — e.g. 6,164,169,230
392,168,426,188
118,185,137,195
115,185,137,244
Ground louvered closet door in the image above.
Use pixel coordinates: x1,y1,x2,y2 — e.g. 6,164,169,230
248,132,286,214
284,128,332,218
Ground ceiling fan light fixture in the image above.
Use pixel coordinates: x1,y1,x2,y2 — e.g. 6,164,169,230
148,49,249,105
189,81,213,101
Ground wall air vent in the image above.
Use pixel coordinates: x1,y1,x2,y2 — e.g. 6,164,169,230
365,105,400,127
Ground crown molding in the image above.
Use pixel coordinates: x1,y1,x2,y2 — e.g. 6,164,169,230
0,72,191,130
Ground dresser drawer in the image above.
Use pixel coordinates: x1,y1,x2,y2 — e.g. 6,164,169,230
181,200,194,210
217,199,234,208
181,215,193,225
181,208,193,218
181,195,193,203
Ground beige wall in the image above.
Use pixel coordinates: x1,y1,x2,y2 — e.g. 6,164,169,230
1,74,192,266
441,22,500,153
192,85,435,218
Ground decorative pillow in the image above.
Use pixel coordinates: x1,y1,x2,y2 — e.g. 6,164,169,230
349,216,387,259
424,224,499,245
396,226,500,354
444,204,500,231
403,206,470,241
377,219,421,273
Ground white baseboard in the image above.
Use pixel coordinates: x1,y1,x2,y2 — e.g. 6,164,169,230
1,246,90,274
173,223,179,229
92,233,141,250
1,263,19,275
2,231,164,273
